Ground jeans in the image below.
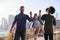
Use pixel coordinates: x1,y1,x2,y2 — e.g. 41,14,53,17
14,31,26,40
44,33,53,40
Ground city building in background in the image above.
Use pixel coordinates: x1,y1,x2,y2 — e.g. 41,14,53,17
0,15,14,31
8,15,14,30
0,18,8,31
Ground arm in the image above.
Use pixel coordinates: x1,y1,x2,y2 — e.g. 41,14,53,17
39,10,41,17
41,15,45,21
38,16,43,25
53,16,56,26
26,15,32,22
41,15,46,25
10,16,17,32
10,20,16,32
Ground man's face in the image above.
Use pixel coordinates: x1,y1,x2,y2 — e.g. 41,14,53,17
48,8,51,14
20,7,24,13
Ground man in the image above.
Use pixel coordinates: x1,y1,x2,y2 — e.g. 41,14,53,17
41,6,56,40
38,10,43,25
10,6,30,40
29,11,32,18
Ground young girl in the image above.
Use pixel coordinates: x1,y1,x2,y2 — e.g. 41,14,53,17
33,14,42,40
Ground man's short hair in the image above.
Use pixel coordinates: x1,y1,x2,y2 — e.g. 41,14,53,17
20,6,24,8
30,11,32,13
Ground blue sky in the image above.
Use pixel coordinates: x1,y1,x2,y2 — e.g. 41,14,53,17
0,0,60,24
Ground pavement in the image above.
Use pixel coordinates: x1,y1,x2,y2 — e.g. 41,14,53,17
29,37,44,40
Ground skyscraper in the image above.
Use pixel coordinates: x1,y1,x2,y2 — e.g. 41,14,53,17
1,18,8,30
0,25,1,31
8,15,14,30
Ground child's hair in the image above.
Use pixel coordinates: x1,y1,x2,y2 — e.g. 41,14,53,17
34,13,37,16
34,13,38,19
49,6,55,14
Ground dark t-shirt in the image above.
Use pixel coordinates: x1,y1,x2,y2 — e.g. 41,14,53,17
41,14,56,34
14,13,30,32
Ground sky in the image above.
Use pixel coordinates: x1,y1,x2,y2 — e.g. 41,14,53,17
0,0,60,24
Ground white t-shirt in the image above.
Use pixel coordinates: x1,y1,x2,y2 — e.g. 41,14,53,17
33,20,42,28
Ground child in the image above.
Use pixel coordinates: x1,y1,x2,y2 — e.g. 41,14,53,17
33,14,42,40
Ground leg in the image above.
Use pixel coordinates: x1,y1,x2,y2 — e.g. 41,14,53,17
34,34,38,40
21,32,26,40
14,32,20,40
35,27,40,34
44,33,48,40
34,27,40,40
49,34,53,40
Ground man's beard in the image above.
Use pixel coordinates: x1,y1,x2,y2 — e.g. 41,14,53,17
21,11,24,13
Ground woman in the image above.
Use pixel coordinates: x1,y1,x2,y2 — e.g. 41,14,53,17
41,6,56,40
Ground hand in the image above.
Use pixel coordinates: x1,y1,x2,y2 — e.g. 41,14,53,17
39,10,41,13
10,29,12,33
